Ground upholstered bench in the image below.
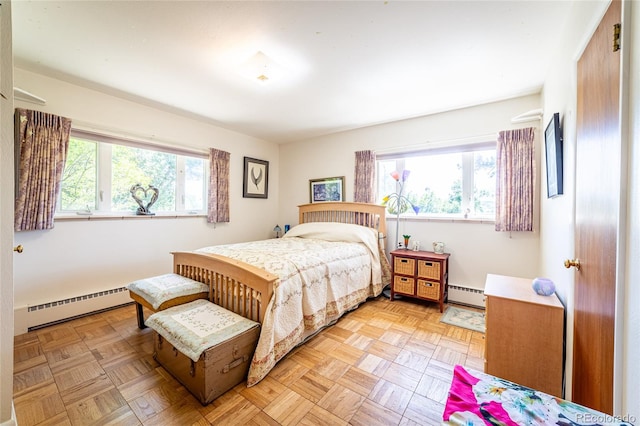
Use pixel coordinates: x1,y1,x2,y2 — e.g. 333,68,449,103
126,273,209,329
145,299,260,405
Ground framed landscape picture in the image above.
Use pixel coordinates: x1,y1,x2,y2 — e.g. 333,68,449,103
243,157,269,198
309,176,344,203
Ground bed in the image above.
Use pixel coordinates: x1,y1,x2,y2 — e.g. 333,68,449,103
171,202,391,386
443,365,634,426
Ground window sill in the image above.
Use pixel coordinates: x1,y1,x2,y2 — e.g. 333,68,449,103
389,215,495,225
54,212,206,221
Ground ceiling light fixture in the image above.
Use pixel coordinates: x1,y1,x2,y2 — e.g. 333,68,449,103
238,51,283,84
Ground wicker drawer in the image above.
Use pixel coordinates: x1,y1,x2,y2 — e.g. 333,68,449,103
393,276,415,295
394,257,415,276
417,279,440,300
418,260,440,280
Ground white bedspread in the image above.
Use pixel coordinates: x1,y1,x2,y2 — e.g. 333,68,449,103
196,222,387,385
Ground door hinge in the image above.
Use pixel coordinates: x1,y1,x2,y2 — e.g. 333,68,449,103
613,23,621,52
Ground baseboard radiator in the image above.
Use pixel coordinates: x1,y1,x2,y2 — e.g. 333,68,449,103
15,287,132,333
448,284,485,309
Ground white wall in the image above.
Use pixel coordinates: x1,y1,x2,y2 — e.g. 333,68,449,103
12,69,280,333
279,95,542,290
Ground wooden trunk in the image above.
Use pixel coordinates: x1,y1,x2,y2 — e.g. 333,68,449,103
153,325,260,405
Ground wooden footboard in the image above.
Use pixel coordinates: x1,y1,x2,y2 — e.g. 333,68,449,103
172,251,277,324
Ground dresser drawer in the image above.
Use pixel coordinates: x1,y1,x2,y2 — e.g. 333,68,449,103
394,257,415,275
418,260,440,280
417,279,439,300
393,276,415,295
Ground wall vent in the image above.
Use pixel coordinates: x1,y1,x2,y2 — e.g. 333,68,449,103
448,284,485,309
18,287,132,333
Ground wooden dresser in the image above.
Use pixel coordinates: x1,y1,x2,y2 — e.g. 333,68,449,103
484,274,565,397
390,249,449,312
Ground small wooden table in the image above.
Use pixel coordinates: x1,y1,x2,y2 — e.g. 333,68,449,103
390,249,450,312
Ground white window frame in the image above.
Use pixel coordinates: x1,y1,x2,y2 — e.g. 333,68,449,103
376,142,496,221
57,129,208,218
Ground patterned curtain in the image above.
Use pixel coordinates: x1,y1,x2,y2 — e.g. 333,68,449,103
495,127,536,232
208,148,230,223
14,108,72,231
354,150,376,203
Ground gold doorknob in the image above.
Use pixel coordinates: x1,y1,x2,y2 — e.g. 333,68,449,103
13,245,23,253
564,258,580,271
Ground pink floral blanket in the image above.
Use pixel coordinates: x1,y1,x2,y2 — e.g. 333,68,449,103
444,365,634,426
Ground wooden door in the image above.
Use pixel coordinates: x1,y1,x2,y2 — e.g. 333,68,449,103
573,0,621,414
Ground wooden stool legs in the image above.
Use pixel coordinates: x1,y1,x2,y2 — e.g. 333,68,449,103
135,302,147,329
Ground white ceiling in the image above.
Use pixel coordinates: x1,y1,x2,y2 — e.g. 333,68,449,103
11,1,573,144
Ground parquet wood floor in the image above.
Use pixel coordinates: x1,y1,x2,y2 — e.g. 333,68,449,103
13,296,484,425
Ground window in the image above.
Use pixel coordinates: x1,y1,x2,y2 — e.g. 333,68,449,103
376,143,496,219
59,130,208,215
60,137,97,211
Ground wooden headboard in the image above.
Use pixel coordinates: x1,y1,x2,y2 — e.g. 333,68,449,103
298,202,386,236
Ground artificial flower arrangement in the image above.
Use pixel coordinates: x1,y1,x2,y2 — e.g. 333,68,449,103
382,170,420,249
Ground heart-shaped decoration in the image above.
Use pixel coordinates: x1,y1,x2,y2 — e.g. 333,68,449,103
130,183,159,215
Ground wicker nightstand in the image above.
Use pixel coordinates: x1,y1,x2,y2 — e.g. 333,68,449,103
390,249,450,312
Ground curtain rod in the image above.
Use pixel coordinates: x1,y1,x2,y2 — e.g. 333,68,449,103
374,133,497,155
